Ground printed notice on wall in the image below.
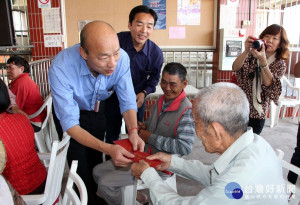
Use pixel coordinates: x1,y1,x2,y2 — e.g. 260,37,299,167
44,35,62,47
42,8,61,33
219,5,236,29
38,0,51,8
177,0,201,25
169,27,186,39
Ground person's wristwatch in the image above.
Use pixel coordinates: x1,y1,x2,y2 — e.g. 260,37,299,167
142,90,148,97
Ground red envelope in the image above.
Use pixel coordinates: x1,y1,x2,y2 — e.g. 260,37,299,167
114,138,162,167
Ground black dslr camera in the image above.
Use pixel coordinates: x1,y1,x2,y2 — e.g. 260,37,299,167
252,39,267,51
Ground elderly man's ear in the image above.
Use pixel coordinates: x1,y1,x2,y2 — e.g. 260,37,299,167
211,122,237,155
210,122,223,139
210,122,227,151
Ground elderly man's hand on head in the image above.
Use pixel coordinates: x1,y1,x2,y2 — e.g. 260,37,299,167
108,144,135,167
131,160,150,180
147,152,172,171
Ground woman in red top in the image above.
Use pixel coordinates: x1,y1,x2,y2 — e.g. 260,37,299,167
0,79,47,195
6,55,46,132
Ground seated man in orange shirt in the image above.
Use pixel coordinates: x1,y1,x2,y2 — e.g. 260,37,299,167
0,79,47,195
6,55,45,132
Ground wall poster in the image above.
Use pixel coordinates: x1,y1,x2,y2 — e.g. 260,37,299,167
143,0,166,30
177,0,201,25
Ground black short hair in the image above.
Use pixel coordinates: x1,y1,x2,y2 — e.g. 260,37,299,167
162,62,187,82
129,5,158,26
0,79,10,113
7,55,30,73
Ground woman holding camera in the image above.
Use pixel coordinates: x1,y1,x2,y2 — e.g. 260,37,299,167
233,24,289,134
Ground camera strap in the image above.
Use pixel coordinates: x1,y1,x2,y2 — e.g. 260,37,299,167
252,53,276,116
252,59,264,116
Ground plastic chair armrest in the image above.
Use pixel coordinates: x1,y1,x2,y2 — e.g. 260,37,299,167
21,194,47,205
29,94,52,119
37,152,51,160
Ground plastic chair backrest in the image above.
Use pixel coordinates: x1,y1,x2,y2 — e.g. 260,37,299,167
281,76,300,101
270,76,300,127
30,94,54,153
294,78,300,93
29,93,52,130
22,134,71,205
62,160,88,205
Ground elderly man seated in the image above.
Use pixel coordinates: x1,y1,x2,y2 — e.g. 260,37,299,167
132,82,288,205
93,62,196,205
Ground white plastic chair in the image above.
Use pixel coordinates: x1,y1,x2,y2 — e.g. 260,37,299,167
29,93,58,153
276,149,300,205
0,175,14,204
121,173,177,205
270,76,300,127
62,160,87,205
21,134,71,205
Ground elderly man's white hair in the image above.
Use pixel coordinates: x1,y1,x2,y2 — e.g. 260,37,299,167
194,82,249,136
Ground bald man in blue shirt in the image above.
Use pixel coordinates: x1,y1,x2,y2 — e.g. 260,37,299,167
49,21,144,205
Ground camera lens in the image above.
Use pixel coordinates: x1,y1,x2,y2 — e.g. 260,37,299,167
252,40,263,50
